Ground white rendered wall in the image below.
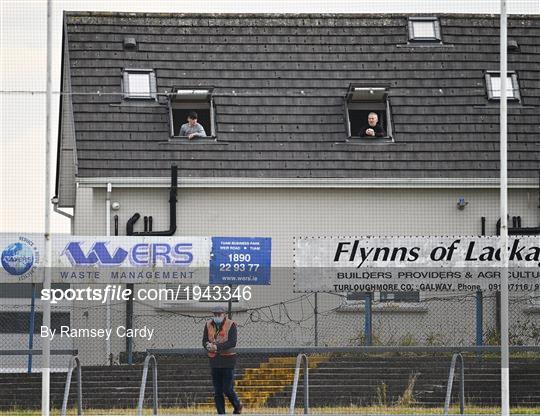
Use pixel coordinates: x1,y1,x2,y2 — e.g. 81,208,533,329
71,186,540,363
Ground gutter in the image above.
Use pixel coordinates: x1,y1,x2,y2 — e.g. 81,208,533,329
75,177,539,189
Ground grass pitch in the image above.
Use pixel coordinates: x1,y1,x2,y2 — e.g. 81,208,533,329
1,405,540,416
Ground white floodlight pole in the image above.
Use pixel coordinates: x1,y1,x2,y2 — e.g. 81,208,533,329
42,0,53,415
499,0,510,416
106,183,112,363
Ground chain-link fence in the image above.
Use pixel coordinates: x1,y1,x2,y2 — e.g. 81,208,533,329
2,285,540,415
1,283,539,365
2,2,540,415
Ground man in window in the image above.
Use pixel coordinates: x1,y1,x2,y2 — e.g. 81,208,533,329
180,111,207,139
359,112,386,137
203,306,243,414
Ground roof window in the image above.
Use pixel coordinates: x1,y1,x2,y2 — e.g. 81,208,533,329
169,88,215,138
122,69,156,100
345,85,393,140
485,72,521,101
408,17,441,42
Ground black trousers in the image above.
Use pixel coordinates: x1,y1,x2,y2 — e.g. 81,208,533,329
211,367,241,414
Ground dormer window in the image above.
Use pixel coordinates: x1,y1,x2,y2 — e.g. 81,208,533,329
345,85,393,140
408,17,441,42
122,69,157,99
485,71,521,101
169,88,215,138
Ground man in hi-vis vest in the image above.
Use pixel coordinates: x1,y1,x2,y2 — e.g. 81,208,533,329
202,305,242,414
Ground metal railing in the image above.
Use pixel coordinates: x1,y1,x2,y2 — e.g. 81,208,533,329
145,346,540,414
289,353,309,415
137,354,158,416
148,346,540,355
61,355,82,416
0,349,78,356
443,353,465,415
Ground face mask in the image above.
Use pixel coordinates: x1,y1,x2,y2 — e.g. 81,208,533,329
213,316,224,325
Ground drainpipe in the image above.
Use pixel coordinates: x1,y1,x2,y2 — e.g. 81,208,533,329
127,165,178,236
105,183,112,365
124,165,178,364
51,196,74,232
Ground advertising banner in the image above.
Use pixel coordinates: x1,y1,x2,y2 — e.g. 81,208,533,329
209,237,272,285
294,236,540,292
0,234,271,284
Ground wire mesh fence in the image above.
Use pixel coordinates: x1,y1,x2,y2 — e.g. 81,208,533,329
2,3,540,415
1,284,539,369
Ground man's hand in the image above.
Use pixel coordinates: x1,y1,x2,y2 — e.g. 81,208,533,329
206,342,217,352
188,133,197,140
366,128,375,137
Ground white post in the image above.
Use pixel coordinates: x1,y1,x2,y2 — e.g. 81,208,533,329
106,183,112,363
499,1,510,415
42,0,53,415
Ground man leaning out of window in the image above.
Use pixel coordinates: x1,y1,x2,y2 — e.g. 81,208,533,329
360,112,386,138
180,111,207,139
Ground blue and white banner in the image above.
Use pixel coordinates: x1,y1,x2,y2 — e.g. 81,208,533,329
0,234,271,284
210,237,272,285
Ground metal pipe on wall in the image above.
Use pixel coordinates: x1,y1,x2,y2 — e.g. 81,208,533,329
42,0,53,413
105,183,112,365
499,1,510,413
27,284,36,373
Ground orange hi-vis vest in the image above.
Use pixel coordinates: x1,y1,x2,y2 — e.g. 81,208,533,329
206,319,236,358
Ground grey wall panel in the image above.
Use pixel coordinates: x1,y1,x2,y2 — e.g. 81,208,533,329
70,186,539,358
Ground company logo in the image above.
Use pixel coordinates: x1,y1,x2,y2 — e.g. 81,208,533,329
62,242,128,265
62,241,193,266
1,236,40,277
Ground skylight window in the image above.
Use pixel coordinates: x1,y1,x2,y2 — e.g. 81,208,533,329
345,84,393,140
408,17,441,42
485,72,520,101
490,77,514,98
122,69,157,99
169,87,215,138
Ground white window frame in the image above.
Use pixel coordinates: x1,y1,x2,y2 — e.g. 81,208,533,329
408,17,442,42
485,71,521,102
122,69,157,100
169,87,215,138
345,84,393,140
338,290,425,313
344,291,421,305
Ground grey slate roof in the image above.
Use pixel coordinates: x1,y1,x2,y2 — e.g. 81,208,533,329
57,12,540,201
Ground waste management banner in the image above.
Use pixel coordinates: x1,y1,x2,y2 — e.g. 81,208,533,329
0,234,271,285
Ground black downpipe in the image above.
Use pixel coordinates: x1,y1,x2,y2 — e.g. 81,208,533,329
126,213,141,236
495,171,540,235
496,217,540,236
114,215,118,236
508,224,540,235
124,166,178,364
481,217,486,236
125,286,134,365
126,165,177,236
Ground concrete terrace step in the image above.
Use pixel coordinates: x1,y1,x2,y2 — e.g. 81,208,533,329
1,355,539,410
